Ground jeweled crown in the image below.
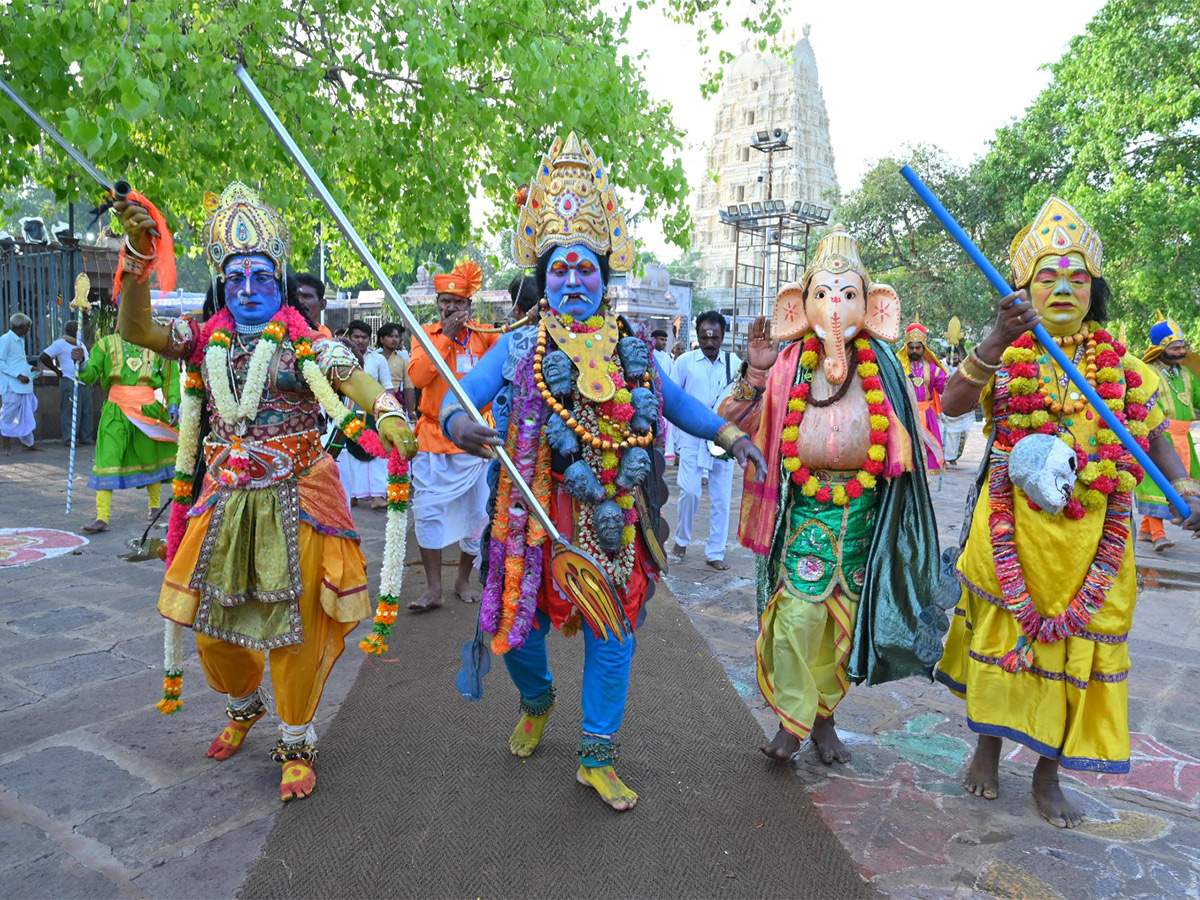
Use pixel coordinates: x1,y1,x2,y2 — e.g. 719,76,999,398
801,225,870,290
512,132,634,272
1008,196,1103,288
201,182,290,278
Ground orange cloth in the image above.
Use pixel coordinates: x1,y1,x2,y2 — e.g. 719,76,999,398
1140,516,1166,540
433,260,483,298
408,321,498,453
316,323,333,338
107,384,179,442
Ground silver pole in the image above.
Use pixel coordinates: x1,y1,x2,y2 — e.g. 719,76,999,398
234,65,562,542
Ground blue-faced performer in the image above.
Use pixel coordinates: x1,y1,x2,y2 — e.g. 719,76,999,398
442,133,767,810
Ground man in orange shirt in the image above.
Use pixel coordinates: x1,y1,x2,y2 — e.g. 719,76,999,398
407,260,499,611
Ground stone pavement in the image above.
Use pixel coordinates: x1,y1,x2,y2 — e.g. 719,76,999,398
663,431,1200,900
0,443,380,898
4,435,1200,899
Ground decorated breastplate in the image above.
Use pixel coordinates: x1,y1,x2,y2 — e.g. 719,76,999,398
207,340,323,441
535,311,661,582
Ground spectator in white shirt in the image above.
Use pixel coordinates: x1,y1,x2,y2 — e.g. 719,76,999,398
669,311,741,570
651,328,676,461
40,320,94,446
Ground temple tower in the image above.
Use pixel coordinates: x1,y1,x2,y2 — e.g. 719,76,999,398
691,25,838,315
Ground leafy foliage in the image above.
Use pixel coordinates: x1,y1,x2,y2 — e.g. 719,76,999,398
0,0,784,284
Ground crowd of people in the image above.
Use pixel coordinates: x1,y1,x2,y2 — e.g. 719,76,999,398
4,144,1200,833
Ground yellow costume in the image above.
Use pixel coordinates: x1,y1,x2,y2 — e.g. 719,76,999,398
937,196,1162,773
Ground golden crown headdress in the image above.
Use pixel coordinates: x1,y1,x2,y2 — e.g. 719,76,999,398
1008,196,1102,288
201,182,290,278
512,132,634,272
801,224,870,290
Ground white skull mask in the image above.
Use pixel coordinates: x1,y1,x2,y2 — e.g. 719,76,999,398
1009,433,1078,515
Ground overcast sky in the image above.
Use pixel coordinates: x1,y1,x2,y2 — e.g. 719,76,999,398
626,0,1106,257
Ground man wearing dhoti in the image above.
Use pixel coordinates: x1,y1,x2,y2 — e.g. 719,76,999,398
407,260,499,611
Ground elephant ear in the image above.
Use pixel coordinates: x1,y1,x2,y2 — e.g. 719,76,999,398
862,283,901,342
772,282,809,342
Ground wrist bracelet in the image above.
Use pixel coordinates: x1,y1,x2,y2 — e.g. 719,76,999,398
122,253,150,278
956,361,991,387
124,236,154,260
968,348,1001,371
1172,477,1200,498
372,389,402,418
375,410,405,429
714,421,748,454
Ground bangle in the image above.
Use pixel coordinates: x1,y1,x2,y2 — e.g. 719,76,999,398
958,350,999,387
372,389,402,418
375,410,405,429
713,421,748,454
968,348,1001,371
124,236,154,260
1172,477,1200,498
956,362,990,387
122,253,150,278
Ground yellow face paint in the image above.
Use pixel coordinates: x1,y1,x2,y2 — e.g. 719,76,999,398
1028,251,1091,336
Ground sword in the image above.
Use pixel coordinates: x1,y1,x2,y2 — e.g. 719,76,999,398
233,64,632,642
0,73,129,199
899,165,1191,519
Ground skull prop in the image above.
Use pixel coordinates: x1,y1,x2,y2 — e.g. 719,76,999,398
1008,433,1078,515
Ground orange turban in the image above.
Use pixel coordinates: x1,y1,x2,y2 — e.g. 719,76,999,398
433,260,483,299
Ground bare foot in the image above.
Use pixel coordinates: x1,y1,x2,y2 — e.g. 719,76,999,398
509,703,555,757
81,519,109,534
206,710,265,760
22,443,42,451
1033,757,1083,828
454,575,480,604
963,734,1002,800
280,759,316,802
407,586,443,613
369,497,388,509
812,715,851,764
760,725,801,760
576,765,638,811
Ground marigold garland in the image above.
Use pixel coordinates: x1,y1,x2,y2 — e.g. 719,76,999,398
781,334,886,505
986,325,1148,673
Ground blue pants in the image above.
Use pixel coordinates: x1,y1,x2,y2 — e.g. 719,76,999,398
503,609,637,766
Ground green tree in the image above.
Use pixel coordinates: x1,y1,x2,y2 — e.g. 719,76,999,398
979,0,1200,328
832,146,1001,341
0,0,785,286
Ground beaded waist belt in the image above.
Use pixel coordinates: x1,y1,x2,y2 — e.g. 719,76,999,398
203,429,324,489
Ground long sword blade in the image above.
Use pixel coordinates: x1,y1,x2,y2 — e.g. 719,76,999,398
0,73,128,197
232,64,561,542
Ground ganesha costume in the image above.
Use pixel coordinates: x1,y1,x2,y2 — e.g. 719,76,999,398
443,133,752,807
124,184,409,801
76,332,179,524
937,197,1163,773
722,227,941,749
901,316,947,475
1135,313,1200,547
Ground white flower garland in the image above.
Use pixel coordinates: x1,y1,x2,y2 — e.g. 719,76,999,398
204,337,277,427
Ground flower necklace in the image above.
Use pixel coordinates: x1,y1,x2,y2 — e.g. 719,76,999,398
780,334,888,506
986,324,1148,673
203,311,287,433
999,326,1148,519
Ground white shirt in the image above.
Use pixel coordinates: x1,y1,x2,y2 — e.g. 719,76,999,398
43,337,88,382
653,348,674,380
0,330,34,394
672,347,741,452
364,347,393,390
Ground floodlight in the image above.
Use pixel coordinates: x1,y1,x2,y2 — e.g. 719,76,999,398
738,203,751,216
755,129,771,143
751,201,764,215
792,200,802,215
727,204,740,217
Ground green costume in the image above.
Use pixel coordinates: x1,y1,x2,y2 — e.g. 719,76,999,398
1135,363,1200,520
77,333,179,490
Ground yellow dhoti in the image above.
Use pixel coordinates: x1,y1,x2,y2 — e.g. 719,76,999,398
756,586,857,740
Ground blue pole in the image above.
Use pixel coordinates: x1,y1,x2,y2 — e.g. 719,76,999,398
899,165,1189,519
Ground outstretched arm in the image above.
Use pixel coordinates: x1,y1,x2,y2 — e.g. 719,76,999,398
659,358,765,479
113,198,172,353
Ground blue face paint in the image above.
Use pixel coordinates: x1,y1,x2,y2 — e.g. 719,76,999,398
223,254,283,327
545,245,604,318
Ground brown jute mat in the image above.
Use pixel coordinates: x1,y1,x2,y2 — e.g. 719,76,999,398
238,579,871,900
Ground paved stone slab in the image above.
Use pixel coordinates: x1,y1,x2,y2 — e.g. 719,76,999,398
12,651,150,697
0,673,150,756
0,816,56,871
0,746,150,823
0,634,100,674
131,819,266,898
109,633,166,669
0,681,42,713
77,759,278,869
9,607,108,638
2,851,123,899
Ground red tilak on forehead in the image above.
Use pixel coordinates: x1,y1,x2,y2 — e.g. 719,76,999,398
566,251,579,264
